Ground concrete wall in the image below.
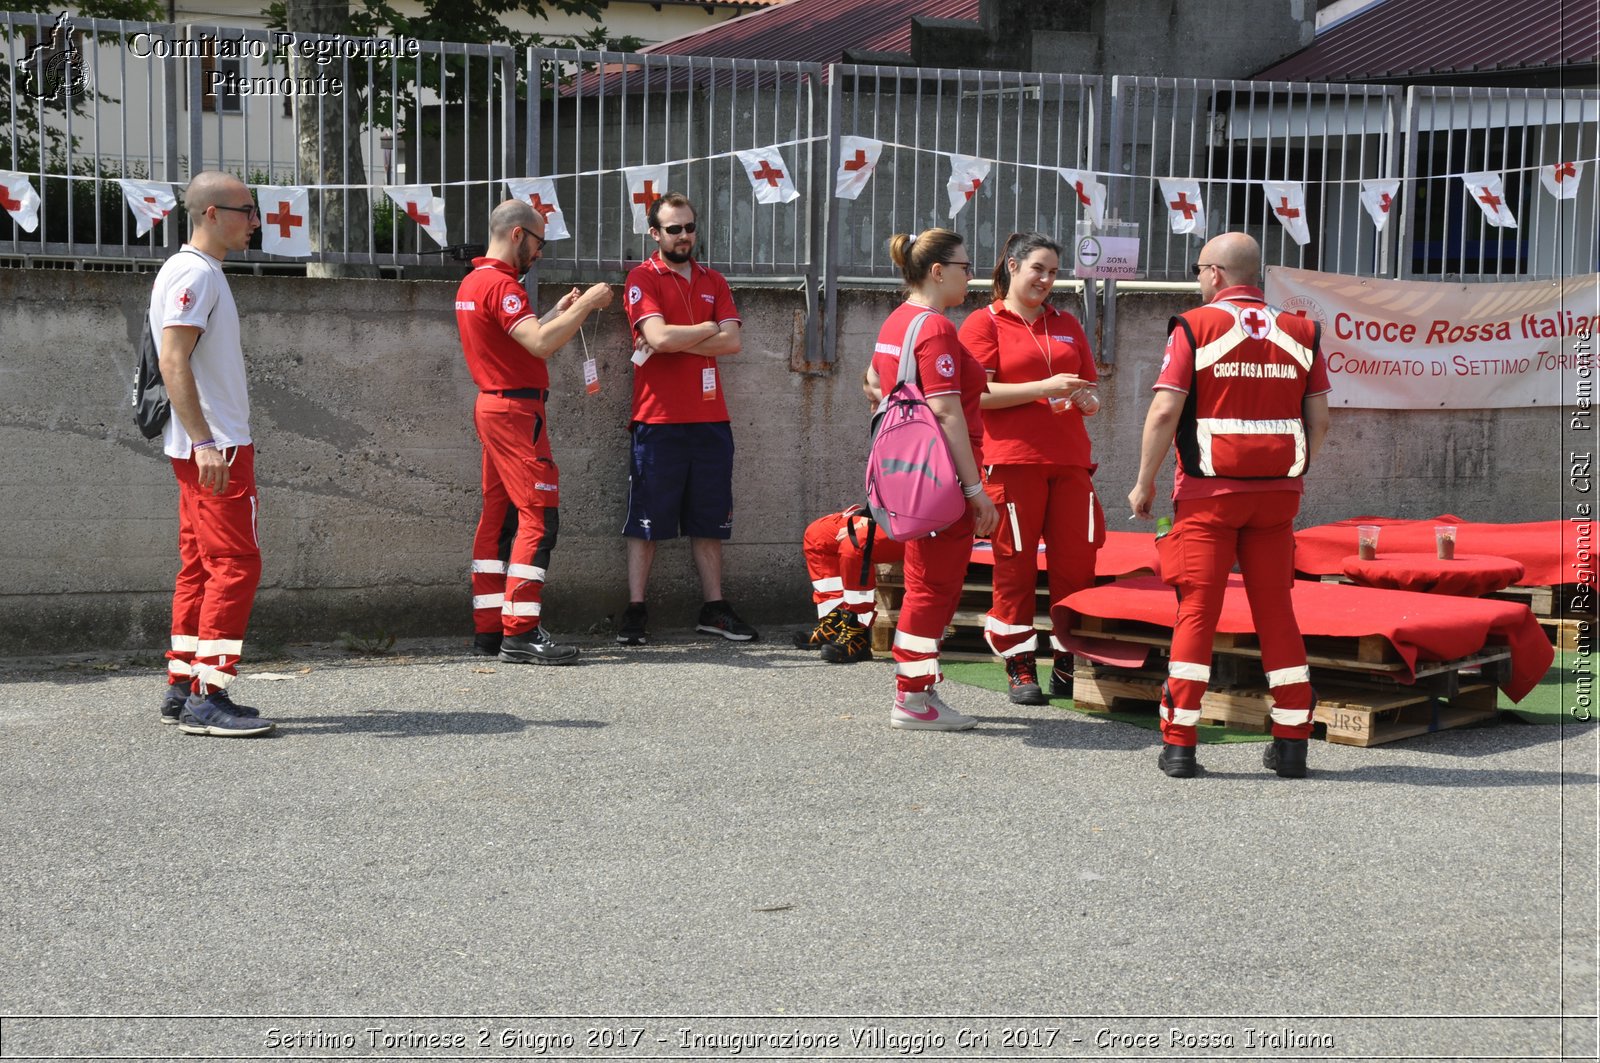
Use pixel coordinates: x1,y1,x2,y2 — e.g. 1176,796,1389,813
0,266,1572,655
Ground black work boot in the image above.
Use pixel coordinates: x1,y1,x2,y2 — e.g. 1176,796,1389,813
1049,652,1073,698
820,612,873,664
1264,737,1309,778
499,626,580,665
1158,742,1198,778
1005,652,1047,705
472,632,502,657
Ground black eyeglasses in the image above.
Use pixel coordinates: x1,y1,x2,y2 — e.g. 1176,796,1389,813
659,222,697,235
1191,261,1223,277
213,204,259,221
522,229,546,251
943,260,973,274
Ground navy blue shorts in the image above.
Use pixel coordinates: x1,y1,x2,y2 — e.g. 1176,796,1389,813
623,422,735,541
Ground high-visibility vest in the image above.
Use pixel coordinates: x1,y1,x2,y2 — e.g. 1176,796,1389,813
1169,296,1319,480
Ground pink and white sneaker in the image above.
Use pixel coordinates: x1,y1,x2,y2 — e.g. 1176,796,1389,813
890,687,977,731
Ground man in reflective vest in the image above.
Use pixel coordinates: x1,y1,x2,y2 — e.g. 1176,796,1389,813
1128,232,1331,779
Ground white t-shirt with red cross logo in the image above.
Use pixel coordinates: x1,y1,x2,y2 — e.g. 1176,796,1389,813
148,245,250,459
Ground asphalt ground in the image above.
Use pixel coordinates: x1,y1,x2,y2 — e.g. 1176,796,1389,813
0,630,1595,1062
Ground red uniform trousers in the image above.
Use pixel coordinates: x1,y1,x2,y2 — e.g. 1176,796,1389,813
982,463,1104,659
166,445,262,696
801,511,906,628
472,393,561,638
1157,491,1315,746
891,510,974,693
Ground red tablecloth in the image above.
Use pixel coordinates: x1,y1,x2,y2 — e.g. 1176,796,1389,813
1296,515,1578,587
971,530,1158,578
1340,553,1527,596
1054,575,1553,703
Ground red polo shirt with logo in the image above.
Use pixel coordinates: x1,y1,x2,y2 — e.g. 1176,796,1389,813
623,253,741,424
959,300,1097,468
455,257,545,391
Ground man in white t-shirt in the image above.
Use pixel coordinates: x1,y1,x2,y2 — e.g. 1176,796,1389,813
151,171,274,737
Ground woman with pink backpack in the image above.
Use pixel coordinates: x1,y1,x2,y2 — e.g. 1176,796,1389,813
868,229,998,731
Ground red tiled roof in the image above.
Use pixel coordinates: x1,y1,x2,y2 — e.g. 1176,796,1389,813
642,0,980,63
1256,0,1600,82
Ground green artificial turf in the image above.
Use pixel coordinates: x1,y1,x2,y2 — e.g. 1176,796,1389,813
942,647,1593,744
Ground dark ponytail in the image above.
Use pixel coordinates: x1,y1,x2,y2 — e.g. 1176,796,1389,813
991,231,1063,301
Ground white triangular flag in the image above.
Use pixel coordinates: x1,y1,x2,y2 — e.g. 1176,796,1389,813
945,155,991,219
1540,161,1583,201
1359,179,1400,232
1262,180,1311,246
385,184,448,247
624,165,669,235
835,136,884,201
735,147,800,206
1058,168,1107,228
504,177,569,240
119,179,176,238
1157,178,1206,237
1461,171,1517,228
254,185,311,258
0,170,42,232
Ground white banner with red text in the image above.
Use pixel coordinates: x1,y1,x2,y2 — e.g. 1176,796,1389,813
1265,266,1599,409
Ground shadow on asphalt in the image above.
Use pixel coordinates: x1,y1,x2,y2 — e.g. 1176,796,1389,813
266,710,606,738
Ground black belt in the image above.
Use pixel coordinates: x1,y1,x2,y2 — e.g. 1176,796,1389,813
487,388,547,400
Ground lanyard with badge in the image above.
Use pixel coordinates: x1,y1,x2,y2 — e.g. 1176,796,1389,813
578,320,600,395
673,270,718,401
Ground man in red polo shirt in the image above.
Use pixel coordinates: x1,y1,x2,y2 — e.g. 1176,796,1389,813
616,192,757,645
457,199,612,664
1128,231,1331,779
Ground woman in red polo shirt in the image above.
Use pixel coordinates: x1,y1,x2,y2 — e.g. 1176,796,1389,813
959,231,1103,704
870,228,998,732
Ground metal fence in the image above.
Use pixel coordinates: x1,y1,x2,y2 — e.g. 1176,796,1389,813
3,12,1598,361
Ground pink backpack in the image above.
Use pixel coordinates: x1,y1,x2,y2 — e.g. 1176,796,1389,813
865,311,967,541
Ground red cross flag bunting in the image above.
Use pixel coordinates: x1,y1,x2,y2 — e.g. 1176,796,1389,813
504,177,569,240
0,170,42,233
1262,180,1311,246
1056,167,1107,228
735,147,800,206
1461,171,1517,228
384,184,448,247
1359,179,1400,232
624,165,669,235
834,135,884,201
254,185,310,258
118,179,176,238
945,155,992,219
1157,177,1206,238
1539,161,1583,201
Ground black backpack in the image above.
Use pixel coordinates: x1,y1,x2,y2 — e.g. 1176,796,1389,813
132,322,168,439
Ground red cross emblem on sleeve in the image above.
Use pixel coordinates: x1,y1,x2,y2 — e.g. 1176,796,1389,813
405,201,431,226
843,150,869,171
266,200,302,239
632,181,658,208
1240,308,1270,339
1169,192,1198,219
175,288,194,311
751,161,785,187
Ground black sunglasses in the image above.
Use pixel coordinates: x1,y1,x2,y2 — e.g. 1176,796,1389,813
659,222,697,235
1191,261,1224,277
213,204,259,221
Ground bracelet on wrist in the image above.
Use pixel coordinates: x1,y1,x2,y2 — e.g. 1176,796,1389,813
192,439,216,451
961,480,985,498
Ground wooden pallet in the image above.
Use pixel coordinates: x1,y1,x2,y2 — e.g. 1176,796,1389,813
1071,659,1501,746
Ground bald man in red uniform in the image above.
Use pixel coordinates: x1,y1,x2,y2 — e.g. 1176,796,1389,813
1129,231,1331,779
